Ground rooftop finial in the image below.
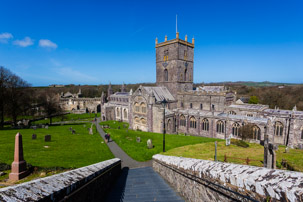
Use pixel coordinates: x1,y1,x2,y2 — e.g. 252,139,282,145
176,14,178,34
165,35,167,42
192,36,195,44
155,37,158,45
185,35,188,42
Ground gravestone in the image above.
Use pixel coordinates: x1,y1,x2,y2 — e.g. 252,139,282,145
83,124,86,128
32,134,37,140
89,128,93,135
69,127,73,131
42,125,45,129
118,126,120,129
45,125,48,129
147,139,153,149
285,147,289,153
262,134,278,169
136,137,141,143
72,130,76,134
44,135,51,142
225,136,231,146
123,124,127,128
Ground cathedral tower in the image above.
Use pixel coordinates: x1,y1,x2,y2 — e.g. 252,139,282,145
155,33,194,98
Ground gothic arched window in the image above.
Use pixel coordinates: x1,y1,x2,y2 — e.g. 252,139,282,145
164,69,168,81
123,109,127,119
190,103,192,108
216,121,225,134
200,104,203,110
140,102,146,113
134,102,139,112
232,122,241,137
141,118,146,125
116,108,120,117
189,117,196,128
228,111,236,115
184,69,187,81
301,127,303,139
180,115,186,127
274,122,283,136
253,125,261,140
201,118,209,131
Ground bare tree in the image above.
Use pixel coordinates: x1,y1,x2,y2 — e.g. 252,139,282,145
38,90,62,125
0,67,11,128
240,123,254,140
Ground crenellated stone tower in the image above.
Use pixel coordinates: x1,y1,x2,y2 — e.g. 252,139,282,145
155,32,194,98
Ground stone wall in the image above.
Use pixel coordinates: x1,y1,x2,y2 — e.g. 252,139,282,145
0,158,121,202
153,154,303,202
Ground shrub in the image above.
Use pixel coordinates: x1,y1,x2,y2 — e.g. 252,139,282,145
231,138,249,148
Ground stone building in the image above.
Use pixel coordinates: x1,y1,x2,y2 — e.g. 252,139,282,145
101,32,303,148
59,89,101,113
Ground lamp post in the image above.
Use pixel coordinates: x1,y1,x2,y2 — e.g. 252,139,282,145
161,98,168,152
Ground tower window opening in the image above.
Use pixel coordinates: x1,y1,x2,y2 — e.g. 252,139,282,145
164,69,168,81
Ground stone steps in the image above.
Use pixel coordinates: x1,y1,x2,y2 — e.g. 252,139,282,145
105,167,184,202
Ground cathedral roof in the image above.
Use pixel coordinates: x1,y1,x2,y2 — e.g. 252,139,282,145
228,104,269,111
143,86,176,102
217,113,268,124
196,86,225,93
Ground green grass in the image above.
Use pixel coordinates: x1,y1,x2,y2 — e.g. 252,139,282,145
100,121,223,162
164,141,303,172
32,113,100,125
0,123,113,168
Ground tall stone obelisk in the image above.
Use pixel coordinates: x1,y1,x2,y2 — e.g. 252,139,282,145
9,133,29,181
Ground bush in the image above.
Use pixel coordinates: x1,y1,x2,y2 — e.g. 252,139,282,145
231,138,249,148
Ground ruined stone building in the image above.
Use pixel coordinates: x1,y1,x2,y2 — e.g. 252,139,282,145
100,32,303,148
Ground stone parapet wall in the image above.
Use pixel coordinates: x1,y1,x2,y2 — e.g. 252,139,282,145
153,154,303,202
0,158,121,202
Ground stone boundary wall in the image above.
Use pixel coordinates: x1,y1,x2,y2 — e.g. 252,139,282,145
0,158,121,202
153,154,303,202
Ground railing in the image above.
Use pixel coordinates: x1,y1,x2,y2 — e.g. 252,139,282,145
223,154,262,165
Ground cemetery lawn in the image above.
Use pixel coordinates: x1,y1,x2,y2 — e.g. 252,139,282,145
100,121,223,162
0,123,114,168
164,141,303,172
31,112,100,125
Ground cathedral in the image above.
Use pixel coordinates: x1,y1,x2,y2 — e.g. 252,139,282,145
101,32,303,148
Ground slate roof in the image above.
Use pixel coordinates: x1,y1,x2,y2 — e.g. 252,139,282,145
217,113,268,124
196,86,225,93
264,109,303,116
228,104,269,111
143,86,176,102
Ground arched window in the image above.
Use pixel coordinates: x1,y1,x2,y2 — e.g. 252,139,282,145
180,102,184,108
140,102,146,113
201,118,209,131
228,111,236,115
190,103,192,108
301,127,303,139
123,109,127,119
274,122,283,136
116,108,120,117
167,119,172,131
232,122,241,137
141,118,146,125
134,117,139,123
184,69,187,81
216,121,225,134
164,69,168,81
134,102,139,112
189,117,196,128
179,115,186,127
253,125,261,140
200,104,203,110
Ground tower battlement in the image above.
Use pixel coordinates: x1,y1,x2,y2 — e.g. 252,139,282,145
155,33,194,48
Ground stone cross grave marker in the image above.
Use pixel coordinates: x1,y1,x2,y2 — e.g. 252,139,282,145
44,134,51,142
89,128,93,135
136,137,141,143
226,134,232,146
261,134,278,169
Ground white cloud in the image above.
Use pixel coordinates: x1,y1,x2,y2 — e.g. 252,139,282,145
39,39,58,49
0,32,13,43
13,37,34,47
55,67,98,83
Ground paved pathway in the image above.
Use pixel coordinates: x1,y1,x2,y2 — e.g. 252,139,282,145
95,119,152,168
105,167,184,202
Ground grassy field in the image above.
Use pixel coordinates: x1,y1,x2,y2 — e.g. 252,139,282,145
100,121,223,161
0,123,113,168
31,112,100,125
164,141,303,172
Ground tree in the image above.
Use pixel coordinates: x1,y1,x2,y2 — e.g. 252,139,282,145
248,96,259,104
0,67,11,128
38,90,62,125
6,74,31,125
240,123,254,140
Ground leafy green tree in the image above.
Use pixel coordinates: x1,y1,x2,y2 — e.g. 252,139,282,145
248,96,259,104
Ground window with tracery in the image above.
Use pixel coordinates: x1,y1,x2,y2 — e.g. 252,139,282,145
189,117,196,128
274,122,283,136
232,122,241,137
201,118,209,131
180,115,186,127
216,121,225,133
253,125,261,140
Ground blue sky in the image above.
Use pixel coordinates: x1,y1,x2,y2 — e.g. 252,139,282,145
0,0,303,86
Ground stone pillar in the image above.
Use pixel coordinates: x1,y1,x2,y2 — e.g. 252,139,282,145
9,133,29,181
